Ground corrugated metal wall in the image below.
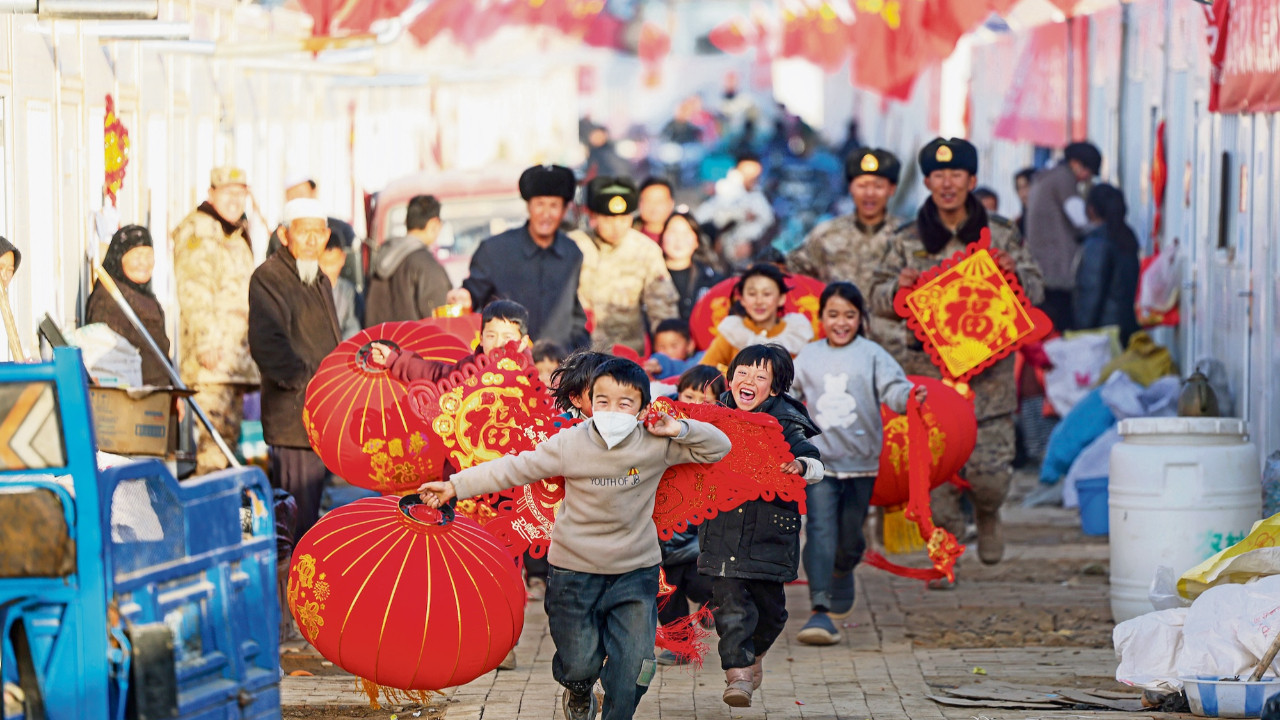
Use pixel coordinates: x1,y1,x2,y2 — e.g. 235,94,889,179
968,0,1280,467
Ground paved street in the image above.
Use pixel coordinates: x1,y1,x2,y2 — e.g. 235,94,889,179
281,476,1181,719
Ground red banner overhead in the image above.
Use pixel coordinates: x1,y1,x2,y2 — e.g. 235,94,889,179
1210,0,1280,114
992,19,1089,147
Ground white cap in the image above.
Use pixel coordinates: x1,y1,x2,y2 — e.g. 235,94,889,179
283,198,326,224
283,169,313,190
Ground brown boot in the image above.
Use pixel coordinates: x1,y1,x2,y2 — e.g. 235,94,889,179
723,667,753,707
976,509,1004,565
750,654,764,690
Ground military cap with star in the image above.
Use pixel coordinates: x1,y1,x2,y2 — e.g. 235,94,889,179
585,176,638,216
845,148,901,184
518,164,577,201
918,137,979,176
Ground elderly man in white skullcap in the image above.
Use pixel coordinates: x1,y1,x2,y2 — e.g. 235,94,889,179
248,198,342,539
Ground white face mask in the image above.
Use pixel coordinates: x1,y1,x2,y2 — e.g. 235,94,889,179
593,411,640,449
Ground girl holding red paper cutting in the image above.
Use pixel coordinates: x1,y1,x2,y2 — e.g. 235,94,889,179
698,263,814,369
790,282,927,647
697,343,824,708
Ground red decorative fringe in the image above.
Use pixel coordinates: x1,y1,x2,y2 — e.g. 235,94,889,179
654,605,714,668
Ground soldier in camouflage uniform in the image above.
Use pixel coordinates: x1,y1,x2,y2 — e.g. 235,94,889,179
572,176,680,355
788,148,907,358
172,166,261,475
869,138,1044,566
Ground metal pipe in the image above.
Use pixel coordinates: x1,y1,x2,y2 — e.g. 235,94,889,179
92,20,190,40
40,0,157,18
0,0,157,17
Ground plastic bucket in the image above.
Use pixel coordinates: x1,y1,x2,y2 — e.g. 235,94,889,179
1076,477,1109,536
1109,418,1262,623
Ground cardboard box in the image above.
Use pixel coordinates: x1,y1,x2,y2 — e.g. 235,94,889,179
89,386,186,457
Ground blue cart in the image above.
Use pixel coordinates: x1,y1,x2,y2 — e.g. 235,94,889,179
0,348,280,718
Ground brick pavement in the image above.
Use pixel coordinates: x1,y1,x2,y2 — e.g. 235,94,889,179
282,497,1181,719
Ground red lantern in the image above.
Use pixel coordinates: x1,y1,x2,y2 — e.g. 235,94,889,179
870,376,977,508
689,274,827,350
287,496,525,692
304,322,471,493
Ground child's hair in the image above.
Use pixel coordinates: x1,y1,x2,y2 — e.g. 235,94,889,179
676,365,726,398
653,318,692,342
589,357,652,407
481,300,530,337
818,282,869,338
727,343,794,397
550,350,611,412
730,263,792,317
753,245,786,267
531,340,567,365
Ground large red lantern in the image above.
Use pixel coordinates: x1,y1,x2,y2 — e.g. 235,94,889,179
689,274,827,350
303,322,471,493
287,496,525,693
870,376,977,508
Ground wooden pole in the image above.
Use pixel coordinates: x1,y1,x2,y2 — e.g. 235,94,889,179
0,283,27,362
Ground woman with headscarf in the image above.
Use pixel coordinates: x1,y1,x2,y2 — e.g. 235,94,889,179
1073,184,1141,346
85,225,172,385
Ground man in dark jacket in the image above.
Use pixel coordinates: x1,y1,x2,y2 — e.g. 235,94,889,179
364,194,452,326
1025,141,1102,333
447,165,590,349
249,198,342,540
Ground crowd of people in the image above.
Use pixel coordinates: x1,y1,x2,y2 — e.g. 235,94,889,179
71,102,1150,719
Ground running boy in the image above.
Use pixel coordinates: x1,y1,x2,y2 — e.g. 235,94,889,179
698,343,824,708
419,358,732,720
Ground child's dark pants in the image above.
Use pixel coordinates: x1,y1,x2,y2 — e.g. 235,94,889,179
711,576,788,670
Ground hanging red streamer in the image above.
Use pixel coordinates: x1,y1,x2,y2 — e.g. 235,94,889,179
863,393,965,583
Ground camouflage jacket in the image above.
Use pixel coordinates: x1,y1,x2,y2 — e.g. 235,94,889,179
171,205,261,386
868,214,1044,421
572,227,680,355
787,213,906,357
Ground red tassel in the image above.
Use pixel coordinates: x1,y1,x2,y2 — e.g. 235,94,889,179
654,605,714,668
862,550,944,581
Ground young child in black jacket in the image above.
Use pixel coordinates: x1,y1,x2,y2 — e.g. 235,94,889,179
698,343,824,707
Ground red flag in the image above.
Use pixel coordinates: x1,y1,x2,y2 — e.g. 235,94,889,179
1204,0,1231,112
709,17,751,54
849,0,935,98
296,0,410,36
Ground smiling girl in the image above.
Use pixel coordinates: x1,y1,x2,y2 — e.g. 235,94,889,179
698,263,813,370
790,282,925,647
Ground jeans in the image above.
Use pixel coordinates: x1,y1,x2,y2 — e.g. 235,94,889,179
711,577,787,670
545,564,659,720
801,474,876,611
657,561,713,626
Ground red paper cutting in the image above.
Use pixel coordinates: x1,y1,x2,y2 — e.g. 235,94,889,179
893,231,1051,383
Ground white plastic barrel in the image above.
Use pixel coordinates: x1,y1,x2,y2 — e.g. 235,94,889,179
1108,417,1261,623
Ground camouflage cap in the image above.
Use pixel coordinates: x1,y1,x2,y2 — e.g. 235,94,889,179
210,166,248,189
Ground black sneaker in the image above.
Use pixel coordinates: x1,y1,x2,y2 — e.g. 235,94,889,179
562,689,599,720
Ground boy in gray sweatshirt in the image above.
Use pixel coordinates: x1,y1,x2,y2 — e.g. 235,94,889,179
418,357,731,720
